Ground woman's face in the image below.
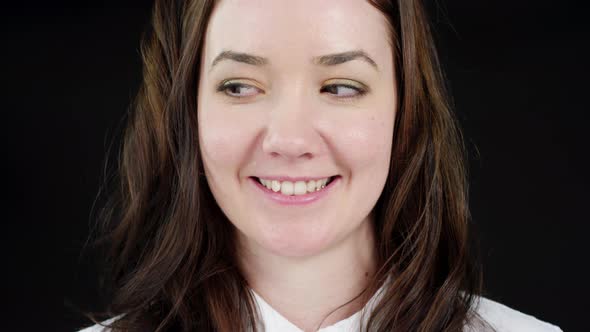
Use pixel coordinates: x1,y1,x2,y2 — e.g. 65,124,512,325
198,0,396,257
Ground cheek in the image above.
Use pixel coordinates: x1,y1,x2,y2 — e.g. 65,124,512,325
328,109,395,174
332,109,395,223
198,105,258,175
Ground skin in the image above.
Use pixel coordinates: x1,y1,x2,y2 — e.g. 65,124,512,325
197,0,397,330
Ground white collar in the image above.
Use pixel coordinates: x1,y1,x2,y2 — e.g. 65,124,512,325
250,278,389,332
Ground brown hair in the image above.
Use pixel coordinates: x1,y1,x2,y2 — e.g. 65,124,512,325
84,0,494,331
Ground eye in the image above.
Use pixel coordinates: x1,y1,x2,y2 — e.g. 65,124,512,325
217,81,263,99
216,80,368,101
320,83,367,100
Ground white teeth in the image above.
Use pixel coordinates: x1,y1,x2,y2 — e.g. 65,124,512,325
294,181,307,195
258,177,333,196
306,180,316,193
315,178,327,191
271,180,281,192
280,181,294,195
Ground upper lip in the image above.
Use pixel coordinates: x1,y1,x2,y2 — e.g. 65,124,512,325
252,175,338,182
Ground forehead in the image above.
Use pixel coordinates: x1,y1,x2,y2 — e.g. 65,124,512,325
203,0,392,70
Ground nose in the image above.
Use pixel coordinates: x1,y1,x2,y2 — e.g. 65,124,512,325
261,95,321,160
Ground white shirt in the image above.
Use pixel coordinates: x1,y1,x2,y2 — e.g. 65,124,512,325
250,286,562,332
79,286,562,332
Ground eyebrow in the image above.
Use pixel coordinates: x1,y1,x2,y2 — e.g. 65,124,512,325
209,49,379,72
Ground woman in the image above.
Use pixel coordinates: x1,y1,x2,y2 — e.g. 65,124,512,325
79,0,562,331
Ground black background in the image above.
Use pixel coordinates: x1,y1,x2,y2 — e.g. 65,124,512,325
2,1,588,331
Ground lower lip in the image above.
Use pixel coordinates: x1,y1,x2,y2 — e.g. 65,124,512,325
248,176,341,206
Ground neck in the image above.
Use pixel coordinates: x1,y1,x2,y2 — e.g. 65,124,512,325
237,216,377,332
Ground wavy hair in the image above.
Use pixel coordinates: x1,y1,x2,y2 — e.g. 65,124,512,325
84,0,494,331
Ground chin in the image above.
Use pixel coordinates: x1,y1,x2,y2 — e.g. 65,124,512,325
257,223,350,258
253,217,339,258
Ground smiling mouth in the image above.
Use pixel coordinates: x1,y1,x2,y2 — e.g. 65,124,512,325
251,175,339,196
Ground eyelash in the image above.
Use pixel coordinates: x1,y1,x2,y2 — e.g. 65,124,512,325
216,81,368,101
